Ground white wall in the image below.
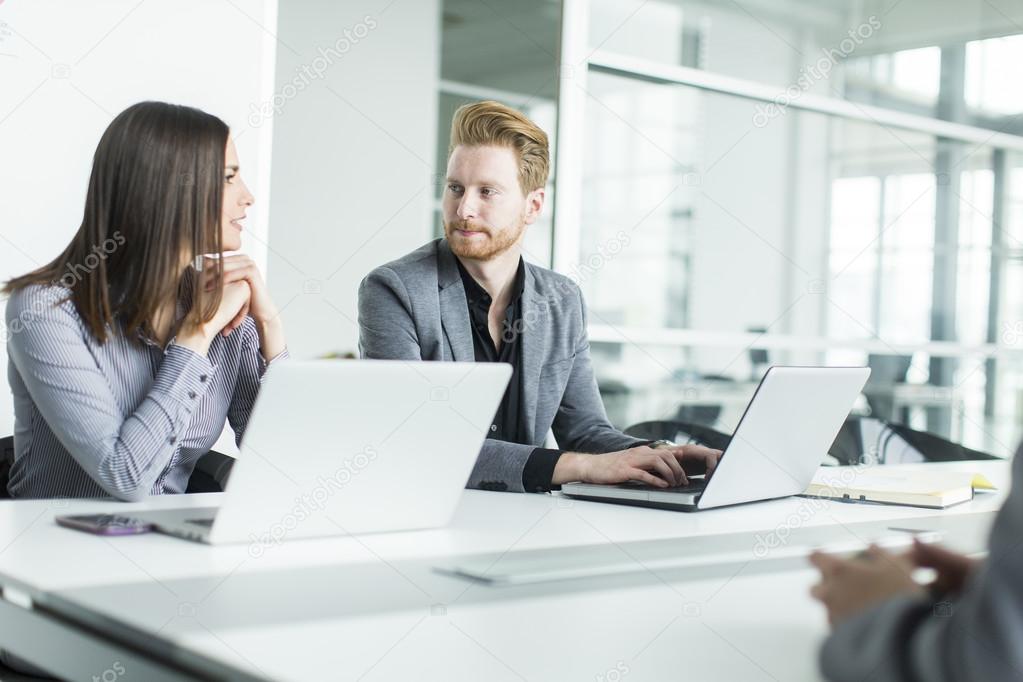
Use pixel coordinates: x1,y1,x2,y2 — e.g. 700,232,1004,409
266,0,439,359
0,0,279,439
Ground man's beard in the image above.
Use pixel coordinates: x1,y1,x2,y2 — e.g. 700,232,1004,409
444,217,526,261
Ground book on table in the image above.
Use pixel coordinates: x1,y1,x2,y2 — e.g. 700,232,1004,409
802,467,996,509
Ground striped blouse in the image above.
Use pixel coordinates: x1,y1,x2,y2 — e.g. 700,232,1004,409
4,284,287,501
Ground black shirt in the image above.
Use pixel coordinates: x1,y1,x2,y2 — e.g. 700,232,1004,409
455,258,563,492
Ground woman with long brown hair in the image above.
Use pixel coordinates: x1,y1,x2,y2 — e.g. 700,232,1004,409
3,101,287,501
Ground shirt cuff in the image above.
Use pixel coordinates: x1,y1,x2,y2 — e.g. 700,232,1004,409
521,448,564,493
263,346,290,368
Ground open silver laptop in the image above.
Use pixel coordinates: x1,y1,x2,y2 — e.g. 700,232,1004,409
134,360,511,544
561,366,869,512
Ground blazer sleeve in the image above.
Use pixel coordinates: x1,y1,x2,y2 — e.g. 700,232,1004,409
465,440,537,494
819,444,1023,682
358,266,424,361
551,284,647,454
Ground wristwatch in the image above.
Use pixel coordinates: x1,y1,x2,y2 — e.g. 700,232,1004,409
649,439,677,449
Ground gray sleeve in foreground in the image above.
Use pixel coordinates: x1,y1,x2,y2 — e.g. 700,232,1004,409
820,446,1023,682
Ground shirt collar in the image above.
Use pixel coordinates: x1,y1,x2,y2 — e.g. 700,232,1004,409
455,256,526,308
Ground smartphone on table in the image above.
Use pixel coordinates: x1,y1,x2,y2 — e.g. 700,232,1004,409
55,514,153,535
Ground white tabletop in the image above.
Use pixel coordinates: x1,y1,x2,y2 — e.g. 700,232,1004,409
0,459,1010,681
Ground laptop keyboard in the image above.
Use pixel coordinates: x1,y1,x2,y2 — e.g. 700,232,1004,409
610,478,707,494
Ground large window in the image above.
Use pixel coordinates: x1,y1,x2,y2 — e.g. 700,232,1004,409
966,34,1023,116
554,0,1023,454
434,0,1023,455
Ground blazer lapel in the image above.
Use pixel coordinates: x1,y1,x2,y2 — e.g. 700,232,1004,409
520,266,546,444
437,239,474,362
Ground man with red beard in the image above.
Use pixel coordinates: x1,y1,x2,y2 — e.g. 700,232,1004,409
358,101,720,493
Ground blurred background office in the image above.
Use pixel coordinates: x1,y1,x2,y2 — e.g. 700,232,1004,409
2,0,1022,457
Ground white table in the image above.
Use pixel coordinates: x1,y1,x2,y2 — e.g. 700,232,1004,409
0,460,1009,682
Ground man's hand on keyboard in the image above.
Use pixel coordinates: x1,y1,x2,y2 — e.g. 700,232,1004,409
552,445,723,488
652,443,722,479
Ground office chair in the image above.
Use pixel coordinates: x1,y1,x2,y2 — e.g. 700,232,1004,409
863,354,913,421
186,450,235,493
0,658,57,681
625,420,732,451
0,436,13,500
627,417,999,467
628,419,853,462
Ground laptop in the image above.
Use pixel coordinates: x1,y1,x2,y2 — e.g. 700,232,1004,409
561,366,870,512
133,360,511,545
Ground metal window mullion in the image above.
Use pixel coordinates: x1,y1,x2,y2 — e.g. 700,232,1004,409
985,148,1009,418
587,49,1023,153
551,0,591,274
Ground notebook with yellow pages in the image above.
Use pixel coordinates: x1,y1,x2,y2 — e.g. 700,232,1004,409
802,468,996,509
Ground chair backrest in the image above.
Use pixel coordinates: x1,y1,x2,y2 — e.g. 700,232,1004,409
185,450,235,493
625,420,733,451
630,417,1001,466
1,436,14,500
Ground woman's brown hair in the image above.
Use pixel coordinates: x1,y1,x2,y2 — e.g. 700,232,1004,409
3,101,228,343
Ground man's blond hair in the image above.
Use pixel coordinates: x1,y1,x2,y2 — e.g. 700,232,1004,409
449,100,550,193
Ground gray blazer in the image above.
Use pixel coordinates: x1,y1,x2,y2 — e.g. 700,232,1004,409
358,238,644,492
819,443,1023,681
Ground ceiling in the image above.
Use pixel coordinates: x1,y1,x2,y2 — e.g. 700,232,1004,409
439,0,1023,99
